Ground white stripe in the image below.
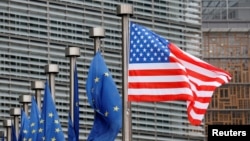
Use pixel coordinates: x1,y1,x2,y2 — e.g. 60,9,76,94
129,62,185,70
195,91,214,97
128,75,190,82
189,76,224,87
193,101,209,109
128,88,193,96
189,109,203,121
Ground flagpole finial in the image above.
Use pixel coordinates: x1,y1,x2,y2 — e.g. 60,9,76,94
3,119,11,141
44,64,59,74
116,4,133,16
65,47,81,57
19,95,32,115
44,64,59,100
31,80,44,110
89,27,105,38
89,27,105,54
10,108,21,138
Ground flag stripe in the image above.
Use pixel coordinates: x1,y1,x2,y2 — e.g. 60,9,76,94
128,94,193,102
129,81,191,89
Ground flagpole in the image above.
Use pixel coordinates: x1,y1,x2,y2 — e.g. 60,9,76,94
116,4,133,141
65,47,80,126
31,80,44,110
9,108,21,138
44,64,59,100
3,119,11,141
19,95,32,115
89,27,105,54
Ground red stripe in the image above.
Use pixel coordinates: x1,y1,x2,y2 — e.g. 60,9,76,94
129,69,186,76
128,94,193,102
128,81,191,89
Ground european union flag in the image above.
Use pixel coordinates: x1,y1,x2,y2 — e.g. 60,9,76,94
18,110,30,141
68,64,79,141
86,52,122,141
67,112,76,141
11,124,17,141
37,80,65,141
27,96,40,140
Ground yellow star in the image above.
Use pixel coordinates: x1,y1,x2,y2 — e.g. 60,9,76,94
40,119,44,124
39,128,43,133
94,77,99,83
105,111,109,117
51,137,56,141
55,128,60,133
23,130,28,134
32,129,36,134
54,120,59,124
28,138,32,141
30,122,35,127
114,106,119,111
49,112,53,118
104,72,109,77
23,138,27,141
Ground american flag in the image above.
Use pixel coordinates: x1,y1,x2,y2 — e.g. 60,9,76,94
128,22,231,125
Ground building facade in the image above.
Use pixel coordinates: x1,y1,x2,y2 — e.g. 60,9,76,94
202,0,250,136
0,0,204,140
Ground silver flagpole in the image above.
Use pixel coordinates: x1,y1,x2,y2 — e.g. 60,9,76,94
116,4,133,141
65,47,80,124
31,80,44,110
3,119,12,141
9,108,21,138
44,64,59,100
19,95,32,116
89,27,105,54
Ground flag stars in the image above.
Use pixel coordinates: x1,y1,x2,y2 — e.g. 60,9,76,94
55,128,60,133
94,77,99,83
39,128,43,133
49,112,54,118
51,137,56,141
105,111,109,117
113,106,119,111
136,57,140,62
55,120,59,124
30,122,35,127
40,119,44,124
104,72,109,77
23,129,28,134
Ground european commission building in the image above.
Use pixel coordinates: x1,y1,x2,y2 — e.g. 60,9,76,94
0,0,204,140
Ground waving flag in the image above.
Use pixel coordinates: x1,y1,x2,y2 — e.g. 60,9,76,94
68,113,76,141
11,124,17,141
86,52,122,141
128,22,231,125
37,81,65,140
27,96,40,140
18,110,30,141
